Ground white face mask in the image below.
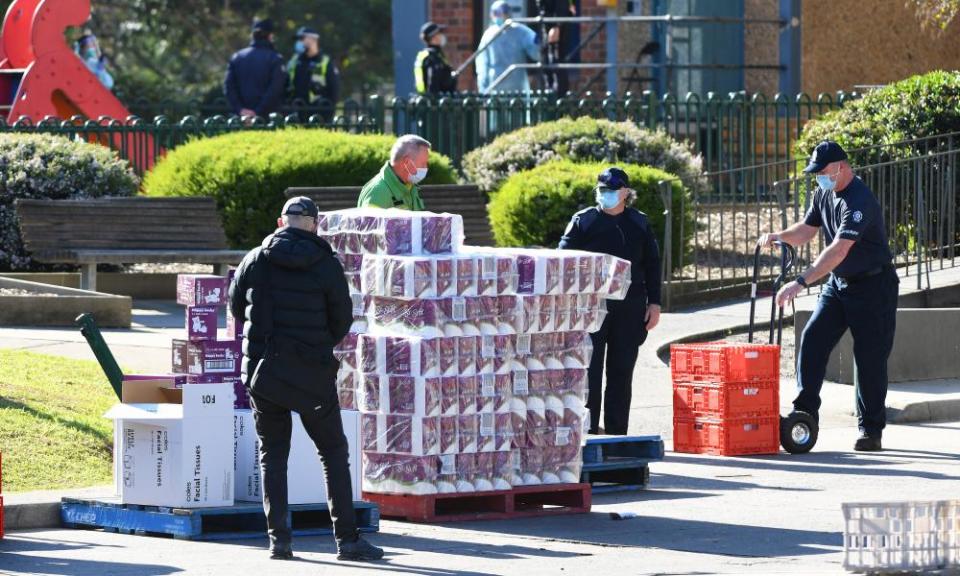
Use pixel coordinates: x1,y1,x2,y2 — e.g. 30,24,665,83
437,34,447,48
406,159,428,184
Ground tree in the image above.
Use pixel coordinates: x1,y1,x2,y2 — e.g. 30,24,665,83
0,0,393,114
908,0,960,32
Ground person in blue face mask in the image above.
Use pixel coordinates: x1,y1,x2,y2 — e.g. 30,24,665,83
559,167,663,435
287,26,340,122
757,141,897,452
75,33,114,91
475,0,541,93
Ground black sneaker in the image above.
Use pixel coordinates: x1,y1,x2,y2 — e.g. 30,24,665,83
337,536,384,562
854,434,882,452
269,544,294,560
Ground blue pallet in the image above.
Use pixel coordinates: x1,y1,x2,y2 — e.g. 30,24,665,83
61,498,379,541
580,434,664,493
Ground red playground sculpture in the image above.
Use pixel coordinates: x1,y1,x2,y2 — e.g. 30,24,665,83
0,0,159,171
0,0,133,122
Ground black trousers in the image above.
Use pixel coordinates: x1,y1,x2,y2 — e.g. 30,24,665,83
587,297,648,435
250,389,357,546
795,268,898,436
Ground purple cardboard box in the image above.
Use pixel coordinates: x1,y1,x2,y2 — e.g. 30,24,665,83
186,339,242,376
225,309,243,341
186,305,219,341
177,274,229,307
171,339,190,374
232,377,250,409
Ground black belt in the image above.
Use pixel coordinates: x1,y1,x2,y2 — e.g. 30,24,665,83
836,265,891,284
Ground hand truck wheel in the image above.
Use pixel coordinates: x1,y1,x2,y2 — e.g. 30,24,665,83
780,411,818,454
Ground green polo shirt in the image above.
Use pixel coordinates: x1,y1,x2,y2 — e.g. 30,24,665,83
357,162,425,210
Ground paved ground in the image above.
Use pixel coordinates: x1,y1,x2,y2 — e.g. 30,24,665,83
2,422,959,575
2,266,959,574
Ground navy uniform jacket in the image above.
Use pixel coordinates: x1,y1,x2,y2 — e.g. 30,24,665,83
803,176,892,278
559,206,662,305
289,51,340,106
224,39,286,117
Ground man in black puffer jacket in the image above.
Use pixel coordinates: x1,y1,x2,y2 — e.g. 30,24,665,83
229,196,383,562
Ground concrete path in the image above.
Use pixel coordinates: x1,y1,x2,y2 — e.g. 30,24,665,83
2,422,958,575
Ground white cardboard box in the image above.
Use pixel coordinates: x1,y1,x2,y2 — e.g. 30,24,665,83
234,409,361,505
105,379,234,508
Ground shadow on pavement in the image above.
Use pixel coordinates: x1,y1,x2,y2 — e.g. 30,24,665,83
670,451,960,481
651,472,819,493
436,511,840,557
0,535,177,576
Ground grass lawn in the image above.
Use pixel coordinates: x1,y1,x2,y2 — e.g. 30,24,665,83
0,349,117,492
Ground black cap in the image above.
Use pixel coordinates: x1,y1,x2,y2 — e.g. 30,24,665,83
296,26,319,38
282,196,319,218
598,167,629,190
803,141,848,173
252,18,274,33
420,21,445,41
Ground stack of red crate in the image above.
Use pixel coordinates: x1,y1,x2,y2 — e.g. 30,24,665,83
671,343,781,456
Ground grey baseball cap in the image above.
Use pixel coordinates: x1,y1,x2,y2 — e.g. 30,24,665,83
281,196,319,218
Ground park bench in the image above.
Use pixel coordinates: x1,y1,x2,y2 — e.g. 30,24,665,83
284,184,494,247
15,197,248,292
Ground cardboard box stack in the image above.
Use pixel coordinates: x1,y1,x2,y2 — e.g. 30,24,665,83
319,209,631,496
173,274,248,409
106,377,235,507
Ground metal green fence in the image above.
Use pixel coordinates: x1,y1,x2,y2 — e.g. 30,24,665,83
0,90,856,176
656,132,960,308
392,90,860,172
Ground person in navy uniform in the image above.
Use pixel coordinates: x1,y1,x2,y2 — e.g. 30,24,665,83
288,26,340,122
559,167,662,435
759,141,898,452
224,18,286,119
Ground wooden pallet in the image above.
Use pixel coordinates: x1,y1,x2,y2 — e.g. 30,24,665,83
363,483,591,523
581,435,664,493
60,498,379,541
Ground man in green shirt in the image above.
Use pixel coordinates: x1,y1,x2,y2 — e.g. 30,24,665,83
357,135,431,210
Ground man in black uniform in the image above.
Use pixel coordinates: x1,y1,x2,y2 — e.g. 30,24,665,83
229,197,383,562
288,26,340,122
760,141,898,452
224,19,286,118
414,21,457,95
559,167,662,435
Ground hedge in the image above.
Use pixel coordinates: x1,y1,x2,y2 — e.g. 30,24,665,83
462,117,705,195
487,161,693,262
143,129,458,248
797,70,960,163
1,134,138,271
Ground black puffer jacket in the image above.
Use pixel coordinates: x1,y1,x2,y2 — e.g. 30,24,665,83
229,226,353,387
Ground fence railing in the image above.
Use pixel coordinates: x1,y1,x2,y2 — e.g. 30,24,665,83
0,90,854,175
393,90,858,171
657,132,960,308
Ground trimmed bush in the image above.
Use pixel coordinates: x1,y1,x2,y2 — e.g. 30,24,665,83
487,161,693,262
143,129,458,248
462,117,704,195
797,71,960,162
1,134,139,271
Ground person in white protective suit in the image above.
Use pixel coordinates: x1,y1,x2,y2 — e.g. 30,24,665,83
475,0,541,94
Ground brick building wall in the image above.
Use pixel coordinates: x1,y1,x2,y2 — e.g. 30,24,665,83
430,0,477,92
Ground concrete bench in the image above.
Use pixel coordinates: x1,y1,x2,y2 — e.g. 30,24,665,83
284,184,494,246
15,197,248,291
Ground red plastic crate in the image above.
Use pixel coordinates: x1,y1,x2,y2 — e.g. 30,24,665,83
673,379,779,419
671,343,780,383
673,416,779,456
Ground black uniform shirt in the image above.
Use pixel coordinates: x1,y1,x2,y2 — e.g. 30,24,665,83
803,176,892,278
558,206,662,304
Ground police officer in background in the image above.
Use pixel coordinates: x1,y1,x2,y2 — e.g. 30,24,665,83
224,18,286,118
229,197,383,561
760,141,898,452
288,26,340,122
415,21,457,95
559,167,662,435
